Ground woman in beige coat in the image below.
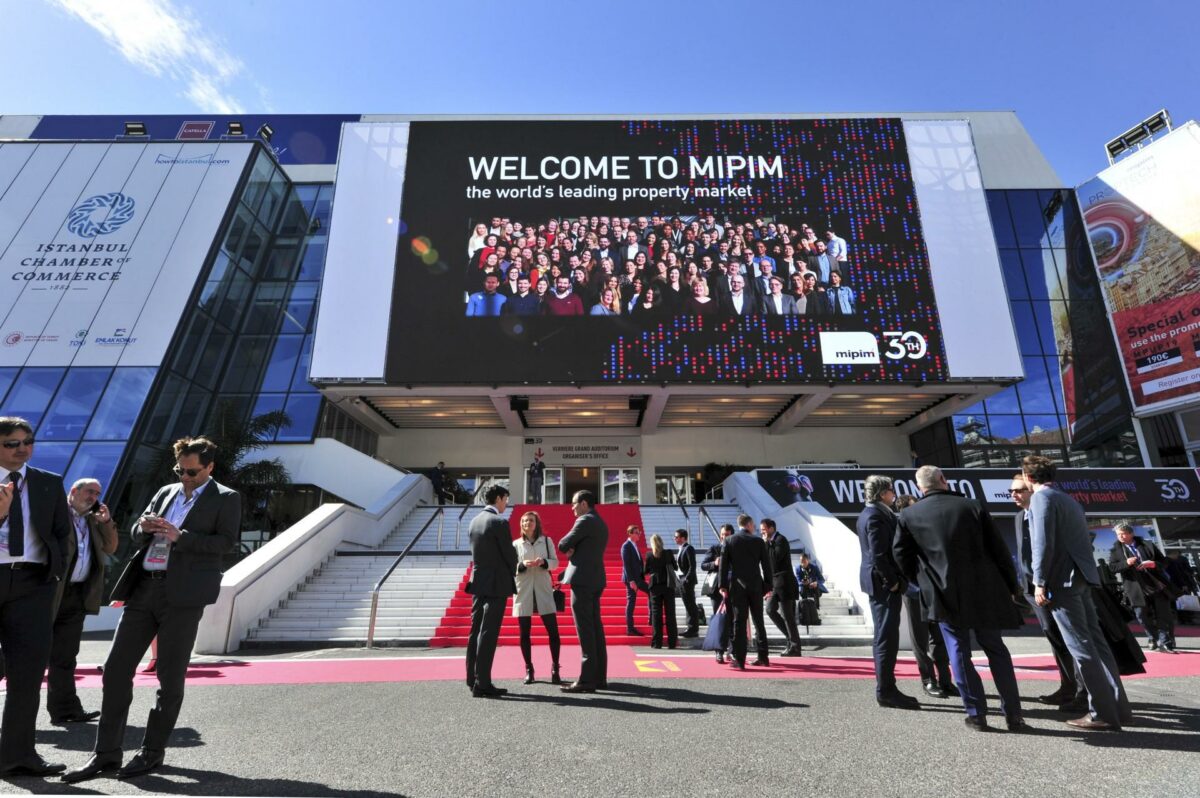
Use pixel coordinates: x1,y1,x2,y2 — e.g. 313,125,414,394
513,510,562,684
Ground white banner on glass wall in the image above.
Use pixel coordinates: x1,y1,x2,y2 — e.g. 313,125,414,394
0,141,252,368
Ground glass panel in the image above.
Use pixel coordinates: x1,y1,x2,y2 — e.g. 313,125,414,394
313,184,334,230
986,192,1016,249
1024,415,1065,445
207,250,232,284
215,268,253,331
1008,302,1045,355
142,375,184,444
602,468,621,504
1016,356,1059,413
236,222,269,277
34,442,75,477
1020,248,1058,301
543,468,562,504
277,193,310,238
172,390,211,442
193,329,232,389
0,367,19,405
6,368,66,429
297,239,326,281
984,387,1021,415
294,184,320,213
263,239,300,280
1028,301,1059,356
222,206,253,259
987,414,1028,445
39,368,111,440
998,250,1028,300
171,314,211,379
241,154,274,215
251,393,286,419
65,442,125,494
222,337,272,393
621,469,640,504
261,336,302,392
282,283,318,333
258,169,288,228
290,335,315,391
952,414,990,444
277,394,321,442
1006,190,1048,248
242,283,287,335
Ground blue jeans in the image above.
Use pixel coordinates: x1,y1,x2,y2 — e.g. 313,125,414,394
1050,585,1131,726
938,623,1021,720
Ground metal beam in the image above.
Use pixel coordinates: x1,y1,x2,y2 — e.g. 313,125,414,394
638,390,669,433
489,395,525,433
768,389,833,434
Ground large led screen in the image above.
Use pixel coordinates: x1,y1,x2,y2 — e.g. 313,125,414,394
375,118,947,385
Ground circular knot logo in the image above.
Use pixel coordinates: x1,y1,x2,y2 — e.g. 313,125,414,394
4,332,23,346
66,192,136,238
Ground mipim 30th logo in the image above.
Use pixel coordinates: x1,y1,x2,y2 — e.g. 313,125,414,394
66,192,136,238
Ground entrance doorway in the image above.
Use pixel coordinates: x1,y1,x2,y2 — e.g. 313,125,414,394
562,467,594,502
534,467,640,504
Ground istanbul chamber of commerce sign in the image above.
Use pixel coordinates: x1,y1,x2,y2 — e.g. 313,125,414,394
0,141,252,368
522,436,642,466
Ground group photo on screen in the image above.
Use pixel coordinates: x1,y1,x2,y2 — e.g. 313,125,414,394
463,214,856,319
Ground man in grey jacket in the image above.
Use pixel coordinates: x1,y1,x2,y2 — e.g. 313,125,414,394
558,490,608,693
465,485,517,698
1023,455,1132,731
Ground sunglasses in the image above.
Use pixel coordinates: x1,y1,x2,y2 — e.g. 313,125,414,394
1,437,35,449
173,465,206,477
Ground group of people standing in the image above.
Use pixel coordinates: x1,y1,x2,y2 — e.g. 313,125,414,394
463,214,857,318
860,459,1141,732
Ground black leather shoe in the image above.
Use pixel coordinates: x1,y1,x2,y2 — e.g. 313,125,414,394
1059,696,1089,713
939,682,960,697
116,749,164,779
472,685,508,698
681,629,699,638
964,716,990,732
877,691,921,710
61,752,122,783
51,710,101,725
715,652,726,664
1037,688,1073,705
1160,644,1179,654
751,657,770,667
780,647,802,657
0,756,68,777
523,667,535,685
627,627,643,635
923,682,949,699
550,665,562,685
729,660,746,671
1006,716,1031,733
560,682,596,693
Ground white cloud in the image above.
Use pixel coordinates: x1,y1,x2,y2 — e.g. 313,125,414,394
51,0,247,114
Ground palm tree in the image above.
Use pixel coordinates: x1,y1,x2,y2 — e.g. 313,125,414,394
203,401,292,534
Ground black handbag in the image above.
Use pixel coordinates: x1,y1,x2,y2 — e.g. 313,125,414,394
543,536,566,612
463,562,475,595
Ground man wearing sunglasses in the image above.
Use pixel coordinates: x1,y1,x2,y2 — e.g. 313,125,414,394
0,417,72,778
65,437,239,783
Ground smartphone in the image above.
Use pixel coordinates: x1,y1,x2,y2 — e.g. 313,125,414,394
88,500,101,515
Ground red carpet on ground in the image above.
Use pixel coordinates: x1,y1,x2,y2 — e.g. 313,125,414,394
429,504,655,647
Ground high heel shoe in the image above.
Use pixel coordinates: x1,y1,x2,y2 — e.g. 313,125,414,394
550,664,562,685
141,659,157,674
524,666,535,685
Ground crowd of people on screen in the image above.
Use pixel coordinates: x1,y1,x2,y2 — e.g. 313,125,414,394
463,214,857,318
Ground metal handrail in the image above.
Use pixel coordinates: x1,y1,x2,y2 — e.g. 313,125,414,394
366,507,444,648
665,480,691,540
698,506,720,549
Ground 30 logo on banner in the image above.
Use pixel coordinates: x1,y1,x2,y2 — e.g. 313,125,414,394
66,192,136,238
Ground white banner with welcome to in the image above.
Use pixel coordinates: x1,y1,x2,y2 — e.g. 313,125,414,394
522,436,642,466
0,141,252,367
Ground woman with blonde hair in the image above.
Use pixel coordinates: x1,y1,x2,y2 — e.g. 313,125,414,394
643,534,679,649
513,511,562,684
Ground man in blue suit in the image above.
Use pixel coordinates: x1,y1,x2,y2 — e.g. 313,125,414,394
621,524,649,635
1023,455,1132,731
857,475,918,709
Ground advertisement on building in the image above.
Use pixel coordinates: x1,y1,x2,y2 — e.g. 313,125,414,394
1077,121,1200,414
756,467,1200,517
0,141,252,368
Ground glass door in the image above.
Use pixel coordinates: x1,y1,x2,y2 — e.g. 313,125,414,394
602,468,640,504
541,467,563,504
655,474,692,504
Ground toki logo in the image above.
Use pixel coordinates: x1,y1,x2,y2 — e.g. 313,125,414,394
66,192,136,238
1154,478,1191,501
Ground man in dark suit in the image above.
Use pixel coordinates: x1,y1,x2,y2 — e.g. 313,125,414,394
0,416,72,778
526,454,545,504
48,477,118,725
1024,455,1132,731
620,524,649,635
673,528,700,638
464,485,517,698
761,276,799,316
761,519,802,656
1008,475,1087,710
1109,521,1175,653
719,514,772,669
700,524,734,662
856,475,917,710
559,490,609,692
64,437,239,783
895,466,1025,731
717,274,758,317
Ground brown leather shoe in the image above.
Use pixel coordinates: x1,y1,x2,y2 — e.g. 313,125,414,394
1066,715,1118,731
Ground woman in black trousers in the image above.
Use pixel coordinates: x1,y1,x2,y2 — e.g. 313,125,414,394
644,534,678,649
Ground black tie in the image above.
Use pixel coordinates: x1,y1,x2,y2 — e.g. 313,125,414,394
7,472,24,557
1021,515,1033,590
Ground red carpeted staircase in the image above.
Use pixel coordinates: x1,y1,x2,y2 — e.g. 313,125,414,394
429,504,657,647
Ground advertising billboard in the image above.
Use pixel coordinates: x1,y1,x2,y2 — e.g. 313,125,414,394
314,117,1021,385
1077,121,1200,414
756,466,1200,517
0,141,252,368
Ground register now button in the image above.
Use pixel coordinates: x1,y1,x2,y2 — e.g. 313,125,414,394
1142,366,1200,396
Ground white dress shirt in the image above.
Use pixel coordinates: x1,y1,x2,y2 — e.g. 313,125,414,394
0,464,44,565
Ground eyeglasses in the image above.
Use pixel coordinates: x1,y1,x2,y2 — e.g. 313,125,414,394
173,465,205,477
1,437,35,449
1009,487,1030,494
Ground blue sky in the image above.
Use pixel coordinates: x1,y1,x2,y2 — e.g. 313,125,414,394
1,0,1195,185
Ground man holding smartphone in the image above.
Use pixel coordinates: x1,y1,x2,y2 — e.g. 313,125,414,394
47,478,118,724
64,437,240,783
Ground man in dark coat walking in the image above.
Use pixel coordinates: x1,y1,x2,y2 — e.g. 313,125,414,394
761,518,802,656
894,466,1026,732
